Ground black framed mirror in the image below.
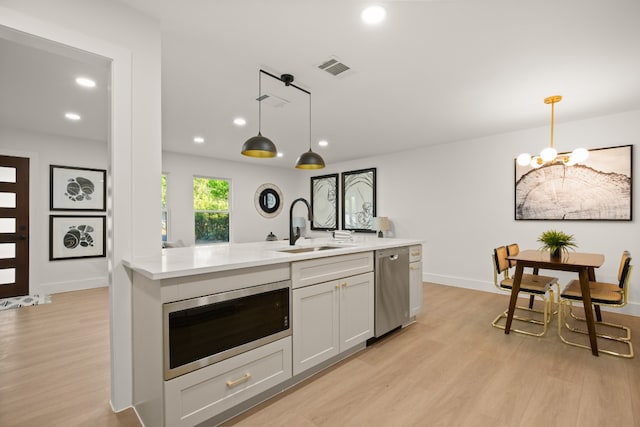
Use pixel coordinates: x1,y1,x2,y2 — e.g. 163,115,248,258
254,183,283,218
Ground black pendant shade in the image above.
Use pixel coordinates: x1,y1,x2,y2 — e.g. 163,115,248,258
241,132,277,158
295,149,325,169
242,70,278,158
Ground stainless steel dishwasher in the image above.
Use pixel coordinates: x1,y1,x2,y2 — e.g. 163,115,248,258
374,246,410,337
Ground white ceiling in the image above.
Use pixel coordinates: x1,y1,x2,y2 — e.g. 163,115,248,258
0,26,110,143
2,1,640,169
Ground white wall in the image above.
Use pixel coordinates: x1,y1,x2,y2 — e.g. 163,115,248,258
0,128,108,295
156,116,639,419
310,109,640,316
163,151,304,245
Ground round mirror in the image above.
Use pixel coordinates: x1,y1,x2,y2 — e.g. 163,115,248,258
254,183,283,218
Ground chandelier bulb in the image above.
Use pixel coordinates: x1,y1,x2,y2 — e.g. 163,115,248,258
540,147,557,162
571,147,589,163
517,153,532,166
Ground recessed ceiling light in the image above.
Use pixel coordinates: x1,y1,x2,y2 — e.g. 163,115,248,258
75,77,96,88
277,152,284,158
193,136,205,144
65,112,81,121
361,5,386,24
318,140,329,147
233,117,247,126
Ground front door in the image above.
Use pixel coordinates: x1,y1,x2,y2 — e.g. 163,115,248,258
0,155,29,298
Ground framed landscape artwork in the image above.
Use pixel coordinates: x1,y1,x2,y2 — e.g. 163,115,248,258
49,215,106,260
342,168,376,232
50,165,106,211
310,173,338,230
515,144,632,220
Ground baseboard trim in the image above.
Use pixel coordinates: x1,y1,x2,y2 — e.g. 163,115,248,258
38,277,108,295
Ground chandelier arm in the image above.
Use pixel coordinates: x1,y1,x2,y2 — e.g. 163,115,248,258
550,99,555,149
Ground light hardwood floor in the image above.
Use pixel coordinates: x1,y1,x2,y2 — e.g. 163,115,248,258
0,287,139,427
1,284,638,427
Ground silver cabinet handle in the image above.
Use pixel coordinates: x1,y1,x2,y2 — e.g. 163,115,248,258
226,373,251,388
389,254,399,261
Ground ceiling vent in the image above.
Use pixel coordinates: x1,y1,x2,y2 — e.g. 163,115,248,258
257,92,290,108
318,56,351,77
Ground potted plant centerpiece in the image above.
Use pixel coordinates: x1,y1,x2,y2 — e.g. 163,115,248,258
537,229,577,260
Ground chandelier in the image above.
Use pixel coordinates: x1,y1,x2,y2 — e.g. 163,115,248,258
516,95,589,168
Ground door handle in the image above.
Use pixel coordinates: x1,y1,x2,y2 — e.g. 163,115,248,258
389,254,399,261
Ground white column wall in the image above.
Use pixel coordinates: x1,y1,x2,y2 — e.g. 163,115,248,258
0,1,161,411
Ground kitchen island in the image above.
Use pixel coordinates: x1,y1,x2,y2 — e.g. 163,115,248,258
125,237,422,427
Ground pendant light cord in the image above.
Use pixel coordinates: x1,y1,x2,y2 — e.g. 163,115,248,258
309,92,312,150
258,69,262,133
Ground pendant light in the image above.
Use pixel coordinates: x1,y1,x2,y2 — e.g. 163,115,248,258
295,92,325,170
241,70,277,158
516,95,589,168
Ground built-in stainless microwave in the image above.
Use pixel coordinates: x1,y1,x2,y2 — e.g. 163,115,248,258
163,280,291,380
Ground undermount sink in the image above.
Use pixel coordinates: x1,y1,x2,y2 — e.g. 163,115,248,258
277,245,341,254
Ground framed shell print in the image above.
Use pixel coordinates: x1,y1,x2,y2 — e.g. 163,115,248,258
49,215,106,260
50,165,106,211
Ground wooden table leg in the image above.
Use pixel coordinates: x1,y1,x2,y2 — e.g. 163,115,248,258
505,265,524,334
579,268,599,356
587,267,603,322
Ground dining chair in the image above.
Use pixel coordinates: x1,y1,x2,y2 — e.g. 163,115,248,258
558,251,634,358
507,243,560,311
491,245,559,336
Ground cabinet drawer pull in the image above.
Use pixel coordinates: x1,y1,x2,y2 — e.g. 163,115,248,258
226,373,251,388
410,265,419,270
411,252,421,257
342,282,347,288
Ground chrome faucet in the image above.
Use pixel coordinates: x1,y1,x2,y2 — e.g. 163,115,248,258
289,197,312,246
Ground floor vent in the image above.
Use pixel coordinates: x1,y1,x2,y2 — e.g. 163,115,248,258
318,57,351,77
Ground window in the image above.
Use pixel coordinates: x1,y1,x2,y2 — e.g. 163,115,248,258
194,177,230,244
161,174,168,242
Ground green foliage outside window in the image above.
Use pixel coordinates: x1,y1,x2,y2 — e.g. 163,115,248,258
195,212,229,243
161,175,168,241
161,175,167,208
194,177,230,243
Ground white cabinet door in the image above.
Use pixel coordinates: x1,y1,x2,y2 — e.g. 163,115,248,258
292,280,340,376
409,261,423,317
340,272,374,352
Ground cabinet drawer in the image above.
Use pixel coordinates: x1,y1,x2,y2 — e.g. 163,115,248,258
292,252,373,289
409,245,422,263
164,337,292,427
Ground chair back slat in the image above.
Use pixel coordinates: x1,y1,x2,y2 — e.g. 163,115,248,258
494,246,509,276
618,251,632,289
506,243,520,268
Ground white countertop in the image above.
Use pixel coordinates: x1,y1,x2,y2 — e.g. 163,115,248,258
124,237,422,280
